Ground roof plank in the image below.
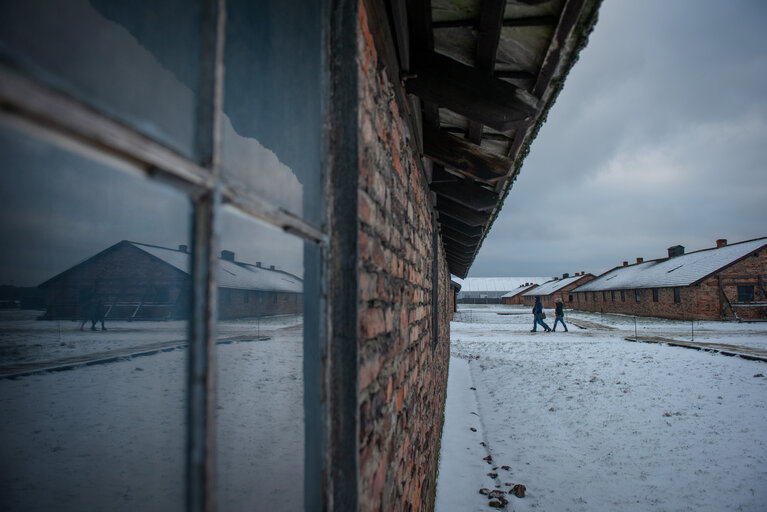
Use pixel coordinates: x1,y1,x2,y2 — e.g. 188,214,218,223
424,127,512,183
431,180,499,211
406,52,538,131
435,196,492,226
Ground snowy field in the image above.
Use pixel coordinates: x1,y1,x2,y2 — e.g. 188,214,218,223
435,305,767,512
0,313,303,511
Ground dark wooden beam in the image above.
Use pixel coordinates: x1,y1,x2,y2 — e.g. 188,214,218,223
406,0,440,129
389,0,410,72
503,15,558,27
495,70,536,80
532,0,587,99
406,52,537,132
431,180,499,211
442,225,482,244
467,0,507,144
432,15,559,29
445,249,473,261
431,164,460,183
424,128,512,183
438,214,484,238
445,253,473,266
435,196,491,226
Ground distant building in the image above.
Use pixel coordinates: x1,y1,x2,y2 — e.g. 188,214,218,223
455,277,552,304
39,241,303,321
572,237,767,321
500,283,539,305
521,273,595,308
449,279,462,314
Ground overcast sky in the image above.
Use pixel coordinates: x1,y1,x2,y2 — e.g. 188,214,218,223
470,0,767,278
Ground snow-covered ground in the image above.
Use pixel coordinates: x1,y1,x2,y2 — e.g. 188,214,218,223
0,314,303,511
436,305,767,512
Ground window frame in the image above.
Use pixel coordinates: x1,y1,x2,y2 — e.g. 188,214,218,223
0,0,335,509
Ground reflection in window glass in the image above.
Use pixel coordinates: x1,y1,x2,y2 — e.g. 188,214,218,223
221,0,324,224
0,123,191,511
216,207,304,511
0,0,203,158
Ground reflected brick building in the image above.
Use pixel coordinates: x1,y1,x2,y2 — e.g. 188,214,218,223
39,241,302,321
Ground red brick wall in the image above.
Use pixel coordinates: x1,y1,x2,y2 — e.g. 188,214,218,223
357,3,451,510
572,249,766,320
217,290,303,320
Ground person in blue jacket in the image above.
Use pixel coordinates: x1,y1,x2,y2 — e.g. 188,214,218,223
531,296,551,332
552,297,568,332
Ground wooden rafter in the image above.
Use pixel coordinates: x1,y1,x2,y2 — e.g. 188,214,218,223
437,214,485,238
431,181,499,212
406,52,537,132
423,128,512,183
435,196,491,227
466,0,507,144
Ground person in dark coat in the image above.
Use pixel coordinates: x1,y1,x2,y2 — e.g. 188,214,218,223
552,297,568,332
531,296,550,332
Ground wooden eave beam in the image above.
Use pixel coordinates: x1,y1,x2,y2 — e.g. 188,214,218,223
532,0,587,99
495,70,536,80
406,52,538,132
424,127,512,183
442,225,482,245
431,180,499,211
467,0,507,144
432,15,559,29
438,214,484,238
435,196,491,227
431,164,460,183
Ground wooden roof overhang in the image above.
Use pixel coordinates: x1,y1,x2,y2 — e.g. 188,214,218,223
367,0,602,278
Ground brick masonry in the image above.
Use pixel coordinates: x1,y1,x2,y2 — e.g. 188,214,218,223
357,3,451,510
572,250,766,320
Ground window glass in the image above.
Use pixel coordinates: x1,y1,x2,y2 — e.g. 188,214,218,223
215,207,306,511
0,123,190,511
674,287,681,303
737,285,754,302
221,0,324,225
652,288,659,302
0,0,203,158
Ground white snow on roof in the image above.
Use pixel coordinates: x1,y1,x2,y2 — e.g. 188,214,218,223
522,275,589,296
131,243,302,293
501,283,538,298
574,238,766,292
452,277,552,294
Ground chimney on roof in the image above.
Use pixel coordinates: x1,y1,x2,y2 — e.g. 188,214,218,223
636,257,643,264
667,245,684,258
562,273,569,279
716,239,727,248
178,244,188,253
623,261,628,267
269,265,275,270
221,250,235,262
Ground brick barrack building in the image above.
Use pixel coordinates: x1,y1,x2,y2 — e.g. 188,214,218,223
572,238,767,321
521,272,595,308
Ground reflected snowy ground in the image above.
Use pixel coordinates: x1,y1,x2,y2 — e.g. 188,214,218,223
0,314,303,511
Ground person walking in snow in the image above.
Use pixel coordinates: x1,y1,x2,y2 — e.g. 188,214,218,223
531,296,550,332
552,297,568,332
